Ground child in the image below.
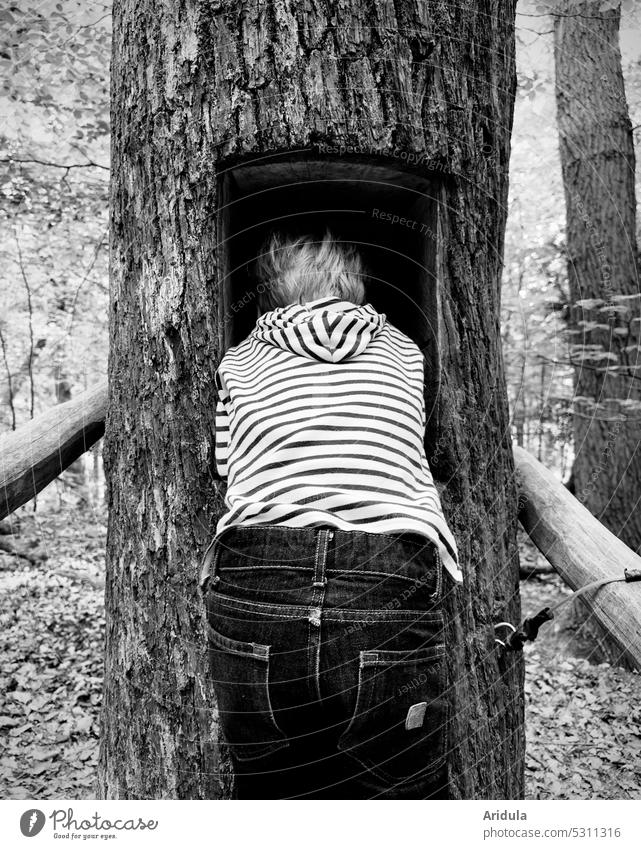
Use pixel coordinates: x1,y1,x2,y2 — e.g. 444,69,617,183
201,230,460,799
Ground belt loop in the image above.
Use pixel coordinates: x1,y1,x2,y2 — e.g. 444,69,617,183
313,528,331,586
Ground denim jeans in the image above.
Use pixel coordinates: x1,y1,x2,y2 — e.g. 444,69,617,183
200,525,450,799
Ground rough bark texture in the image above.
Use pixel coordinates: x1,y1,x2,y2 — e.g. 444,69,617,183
101,0,522,799
554,1,641,552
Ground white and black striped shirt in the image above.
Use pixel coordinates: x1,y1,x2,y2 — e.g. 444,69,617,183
214,296,461,582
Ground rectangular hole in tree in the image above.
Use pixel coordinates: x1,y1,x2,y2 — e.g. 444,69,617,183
216,155,443,463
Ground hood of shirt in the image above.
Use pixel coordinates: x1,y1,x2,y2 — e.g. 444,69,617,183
251,296,386,363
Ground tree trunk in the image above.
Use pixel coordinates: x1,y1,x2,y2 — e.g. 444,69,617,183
100,0,522,799
53,364,87,492
554,1,641,552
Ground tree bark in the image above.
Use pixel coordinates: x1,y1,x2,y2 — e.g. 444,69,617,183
554,1,641,551
0,382,106,521
101,0,521,799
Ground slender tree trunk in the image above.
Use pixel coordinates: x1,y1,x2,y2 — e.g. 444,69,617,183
100,0,522,799
0,324,16,430
0,338,46,428
554,1,641,553
53,363,86,492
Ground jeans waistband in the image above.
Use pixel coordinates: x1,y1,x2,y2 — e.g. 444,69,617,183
199,524,441,598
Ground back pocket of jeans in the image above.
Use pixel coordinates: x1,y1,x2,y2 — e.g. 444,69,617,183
207,622,290,762
337,644,447,783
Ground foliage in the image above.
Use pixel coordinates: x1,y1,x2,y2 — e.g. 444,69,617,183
2,0,641,802
0,503,106,799
503,0,641,473
2,511,639,800
520,530,641,799
0,1,110,432
2,0,640,473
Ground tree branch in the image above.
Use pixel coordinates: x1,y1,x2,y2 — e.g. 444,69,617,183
1,156,109,172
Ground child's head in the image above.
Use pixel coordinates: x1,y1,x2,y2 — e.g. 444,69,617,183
254,230,366,313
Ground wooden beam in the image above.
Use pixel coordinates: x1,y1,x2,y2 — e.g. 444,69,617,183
0,382,107,521
514,445,641,670
3,391,640,670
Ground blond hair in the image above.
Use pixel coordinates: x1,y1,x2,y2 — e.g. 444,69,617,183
254,230,366,313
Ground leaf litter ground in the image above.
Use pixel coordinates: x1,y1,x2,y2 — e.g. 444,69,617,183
0,506,639,799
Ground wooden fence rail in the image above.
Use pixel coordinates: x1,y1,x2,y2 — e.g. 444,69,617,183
1,385,640,668
514,445,641,670
0,382,107,521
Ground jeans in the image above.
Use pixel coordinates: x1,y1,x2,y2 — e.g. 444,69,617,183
200,524,450,799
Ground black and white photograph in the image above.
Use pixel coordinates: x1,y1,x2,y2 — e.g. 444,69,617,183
1,0,641,831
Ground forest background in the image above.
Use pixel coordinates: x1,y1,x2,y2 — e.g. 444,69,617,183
1,0,640,800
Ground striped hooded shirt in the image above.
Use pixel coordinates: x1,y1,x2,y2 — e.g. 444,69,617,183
214,296,462,583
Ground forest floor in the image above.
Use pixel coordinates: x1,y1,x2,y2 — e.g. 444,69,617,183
1,498,640,800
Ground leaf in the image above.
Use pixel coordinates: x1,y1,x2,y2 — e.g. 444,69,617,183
11,691,31,704
31,746,56,761
74,715,93,734
611,293,641,303
30,762,55,776
577,321,614,331
5,787,30,799
576,298,605,309
30,695,51,713
571,350,618,363
599,0,622,10
9,723,32,736
54,724,72,743
598,305,630,315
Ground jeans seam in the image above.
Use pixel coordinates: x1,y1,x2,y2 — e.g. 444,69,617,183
433,545,443,601
217,566,429,584
338,654,367,744
217,524,437,547
261,646,290,747
215,565,315,571
308,529,329,702
325,568,431,587
210,594,443,621
230,649,290,762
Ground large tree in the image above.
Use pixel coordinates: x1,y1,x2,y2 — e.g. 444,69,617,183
99,0,522,799
554,0,641,552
